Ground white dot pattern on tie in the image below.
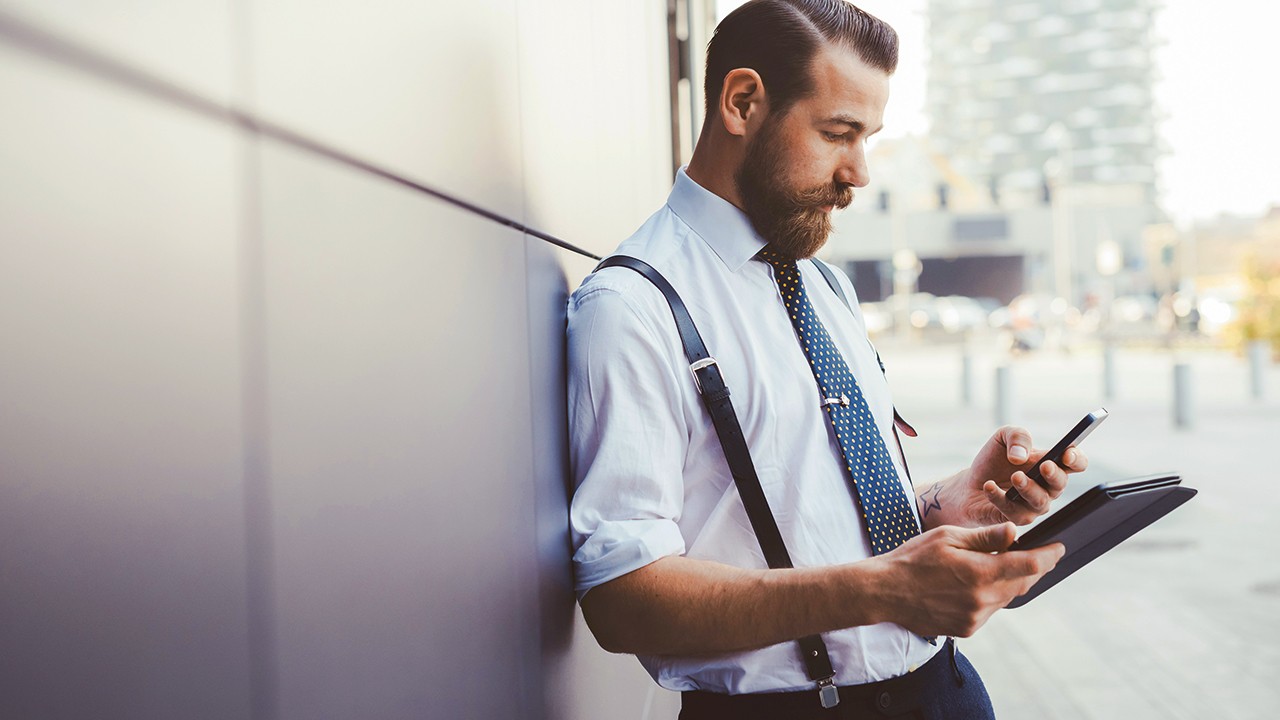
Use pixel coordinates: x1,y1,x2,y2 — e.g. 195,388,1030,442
759,248,921,556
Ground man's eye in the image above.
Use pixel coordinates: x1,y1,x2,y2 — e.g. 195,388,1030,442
823,131,846,142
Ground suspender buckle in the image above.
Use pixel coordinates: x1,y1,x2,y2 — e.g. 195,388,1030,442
817,676,840,709
689,357,718,394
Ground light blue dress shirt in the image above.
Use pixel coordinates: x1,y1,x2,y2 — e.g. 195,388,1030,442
566,168,940,694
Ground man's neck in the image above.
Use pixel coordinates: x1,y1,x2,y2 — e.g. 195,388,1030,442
685,133,746,212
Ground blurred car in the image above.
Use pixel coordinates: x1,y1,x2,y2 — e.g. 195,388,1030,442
1101,294,1161,339
860,300,893,335
859,294,943,335
864,294,1011,338
1111,294,1158,325
895,293,944,332
1194,289,1241,337
991,293,1079,351
934,295,991,334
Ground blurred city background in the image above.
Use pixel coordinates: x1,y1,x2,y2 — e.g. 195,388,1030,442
759,0,1280,363
1,0,1276,718
793,1,1280,717
795,1,1280,717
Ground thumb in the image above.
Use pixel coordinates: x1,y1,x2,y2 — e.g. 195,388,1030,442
955,522,1017,553
996,426,1032,465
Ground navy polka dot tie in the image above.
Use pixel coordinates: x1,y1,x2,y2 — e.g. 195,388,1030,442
759,248,920,555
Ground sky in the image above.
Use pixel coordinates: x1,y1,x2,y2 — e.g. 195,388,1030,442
716,0,1280,227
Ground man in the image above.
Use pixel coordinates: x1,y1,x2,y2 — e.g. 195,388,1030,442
566,1,1087,717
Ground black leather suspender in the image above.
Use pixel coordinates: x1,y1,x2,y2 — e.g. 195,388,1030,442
808,257,850,311
595,256,839,702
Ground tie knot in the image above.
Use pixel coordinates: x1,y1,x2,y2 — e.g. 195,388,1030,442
757,247,797,271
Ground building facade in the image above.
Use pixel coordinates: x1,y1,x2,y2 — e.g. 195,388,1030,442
926,0,1161,207
825,0,1164,309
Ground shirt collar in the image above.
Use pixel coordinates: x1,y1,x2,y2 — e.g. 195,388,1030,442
666,167,767,272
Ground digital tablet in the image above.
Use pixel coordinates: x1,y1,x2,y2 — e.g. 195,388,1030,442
1006,473,1196,608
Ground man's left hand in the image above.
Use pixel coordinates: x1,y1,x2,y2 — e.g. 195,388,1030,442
918,426,1089,529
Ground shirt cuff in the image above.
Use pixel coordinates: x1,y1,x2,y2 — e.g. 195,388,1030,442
572,519,686,601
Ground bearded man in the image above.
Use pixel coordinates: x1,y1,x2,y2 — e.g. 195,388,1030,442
565,2,1087,718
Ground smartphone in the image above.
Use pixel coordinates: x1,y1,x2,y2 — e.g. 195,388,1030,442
1005,408,1109,506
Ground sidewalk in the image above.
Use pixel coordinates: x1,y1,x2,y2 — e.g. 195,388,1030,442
878,340,1280,720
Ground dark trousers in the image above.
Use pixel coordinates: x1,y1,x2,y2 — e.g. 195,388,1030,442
679,640,995,720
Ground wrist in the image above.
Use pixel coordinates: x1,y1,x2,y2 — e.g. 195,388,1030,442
916,475,957,530
838,557,897,628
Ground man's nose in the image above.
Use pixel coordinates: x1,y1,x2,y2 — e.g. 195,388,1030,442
835,147,870,188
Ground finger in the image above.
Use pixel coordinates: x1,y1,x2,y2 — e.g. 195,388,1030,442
994,552,1041,580
997,543,1065,581
1062,447,1089,473
1010,471,1051,512
998,426,1033,465
982,480,1005,503
1047,541,1066,562
956,522,1017,553
1037,460,1069,497
985,480,1036,523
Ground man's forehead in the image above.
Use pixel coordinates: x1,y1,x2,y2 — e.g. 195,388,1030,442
801,43,890,127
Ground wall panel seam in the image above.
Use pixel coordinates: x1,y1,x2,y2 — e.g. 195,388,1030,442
0,8,602,262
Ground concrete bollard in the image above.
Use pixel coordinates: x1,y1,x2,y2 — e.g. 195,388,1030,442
1173,361,1194,430
995,364,1014,427
1103,341,1118,401
1248,339,1270,400
961,348,974,407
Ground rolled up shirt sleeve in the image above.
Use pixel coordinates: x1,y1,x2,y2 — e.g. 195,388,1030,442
567,279,689,600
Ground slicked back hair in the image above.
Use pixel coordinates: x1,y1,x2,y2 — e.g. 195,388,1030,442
704,0,898,120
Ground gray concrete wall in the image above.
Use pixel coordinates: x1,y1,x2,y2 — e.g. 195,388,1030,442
0,2,679,718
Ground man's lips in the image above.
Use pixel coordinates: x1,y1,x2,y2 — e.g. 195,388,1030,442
797,191,852,214
818,195,853,213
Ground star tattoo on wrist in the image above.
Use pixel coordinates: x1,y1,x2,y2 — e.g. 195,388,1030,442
918,482,943,519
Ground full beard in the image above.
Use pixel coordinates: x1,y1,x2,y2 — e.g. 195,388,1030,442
735,116,854,261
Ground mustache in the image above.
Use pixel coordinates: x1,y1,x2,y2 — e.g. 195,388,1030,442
790,183,854,210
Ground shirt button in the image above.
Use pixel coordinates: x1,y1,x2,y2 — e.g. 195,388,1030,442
877,690,892,710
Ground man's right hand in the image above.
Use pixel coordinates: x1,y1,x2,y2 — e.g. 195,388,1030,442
868,522,1064,638
580,522,1062,657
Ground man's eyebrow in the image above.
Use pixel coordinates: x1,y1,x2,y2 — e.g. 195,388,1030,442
824,115,883,134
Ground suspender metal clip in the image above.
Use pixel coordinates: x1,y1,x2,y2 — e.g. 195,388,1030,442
817,676,840,709
689,357,718,394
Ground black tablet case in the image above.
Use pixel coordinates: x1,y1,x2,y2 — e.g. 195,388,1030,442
1006,473,1196,608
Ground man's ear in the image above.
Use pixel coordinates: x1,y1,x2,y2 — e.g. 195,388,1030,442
717,68,767,137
